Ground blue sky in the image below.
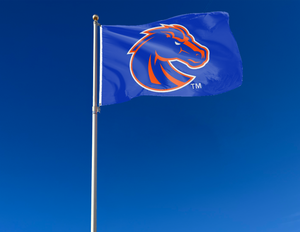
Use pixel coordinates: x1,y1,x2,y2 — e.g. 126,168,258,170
1,0,300,232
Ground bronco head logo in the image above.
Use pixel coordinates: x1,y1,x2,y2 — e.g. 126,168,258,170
128,24,210,92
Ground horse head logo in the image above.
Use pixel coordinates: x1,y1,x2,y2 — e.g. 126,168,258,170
128,24,210,92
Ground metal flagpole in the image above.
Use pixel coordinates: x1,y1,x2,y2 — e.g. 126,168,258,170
91,14,100,232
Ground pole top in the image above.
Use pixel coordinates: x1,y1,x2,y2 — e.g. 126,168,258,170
93,15,99,22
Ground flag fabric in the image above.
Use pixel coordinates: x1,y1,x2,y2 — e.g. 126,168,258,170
100,12,242,106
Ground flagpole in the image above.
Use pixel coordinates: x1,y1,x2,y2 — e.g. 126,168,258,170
91,14,99,232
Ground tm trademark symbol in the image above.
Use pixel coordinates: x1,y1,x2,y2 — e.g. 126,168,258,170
191,83,202,89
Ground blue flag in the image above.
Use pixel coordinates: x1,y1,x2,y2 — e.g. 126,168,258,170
100,12,242,106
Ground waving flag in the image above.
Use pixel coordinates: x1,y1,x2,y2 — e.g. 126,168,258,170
100,12,243,106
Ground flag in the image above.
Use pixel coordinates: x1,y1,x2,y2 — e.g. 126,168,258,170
100,12,243,106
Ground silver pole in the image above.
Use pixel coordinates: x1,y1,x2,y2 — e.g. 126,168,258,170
91,14,99,232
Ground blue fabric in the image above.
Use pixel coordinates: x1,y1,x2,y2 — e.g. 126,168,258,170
101,12,242,106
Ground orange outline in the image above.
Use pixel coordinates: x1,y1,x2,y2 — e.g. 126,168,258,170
128,24,209,92
160,64,185,87
148,55,161,84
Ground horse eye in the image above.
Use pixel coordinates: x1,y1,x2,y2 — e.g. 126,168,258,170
175,41,181,45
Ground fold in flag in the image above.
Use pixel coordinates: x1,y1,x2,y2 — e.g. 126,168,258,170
100,12,243,106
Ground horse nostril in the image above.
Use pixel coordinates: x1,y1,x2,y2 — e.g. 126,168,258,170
196,52,204,58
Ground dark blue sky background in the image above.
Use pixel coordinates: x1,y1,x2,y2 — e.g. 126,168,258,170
1,0,300,232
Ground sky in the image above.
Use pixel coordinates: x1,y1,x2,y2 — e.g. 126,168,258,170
0,0,300,232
